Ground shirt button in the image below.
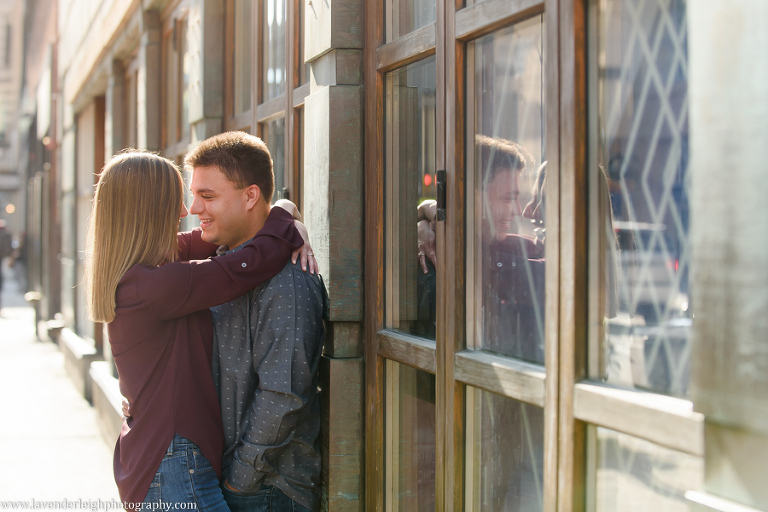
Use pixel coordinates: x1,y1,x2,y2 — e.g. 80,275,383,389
241,263,247,268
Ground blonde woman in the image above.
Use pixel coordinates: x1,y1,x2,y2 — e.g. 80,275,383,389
85,151,310,511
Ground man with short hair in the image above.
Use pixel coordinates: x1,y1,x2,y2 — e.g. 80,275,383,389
185,131,325,512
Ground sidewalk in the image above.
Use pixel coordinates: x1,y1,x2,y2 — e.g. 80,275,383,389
0,262,121,506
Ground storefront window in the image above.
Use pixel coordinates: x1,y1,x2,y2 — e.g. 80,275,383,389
387,0,435,41
233,0,252,114
263,0,286,101
384,57,437,339
595,428,702,511
593,0,691,397
467,387,544,511
261,116,286,201
467,16,547,364
386,361,436,511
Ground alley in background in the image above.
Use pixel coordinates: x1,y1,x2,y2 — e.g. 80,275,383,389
0,263,120,504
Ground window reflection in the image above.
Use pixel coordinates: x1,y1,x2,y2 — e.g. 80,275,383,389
180,18,190,140
595,428,702,512
387,362,436,511
468,17,547,364
163,30,178,144
595,0,691,397
262,117,286,201
263,0,286,100
388,0,435,41
234,0,252,114
467,388,544,511
384,57,437,339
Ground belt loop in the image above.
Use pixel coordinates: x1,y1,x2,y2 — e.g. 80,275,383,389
167,435,175,456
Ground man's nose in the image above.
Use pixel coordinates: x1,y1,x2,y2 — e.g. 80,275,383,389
189,196,203,215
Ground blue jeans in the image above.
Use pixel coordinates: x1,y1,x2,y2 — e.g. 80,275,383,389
222,485,311,512
142,435,230,512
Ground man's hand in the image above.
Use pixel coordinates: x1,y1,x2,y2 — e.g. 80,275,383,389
121,399,131,419
222,479,240,492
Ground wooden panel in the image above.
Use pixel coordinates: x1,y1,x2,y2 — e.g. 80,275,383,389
327,321,364,359
574,382,704,457
557,0,588,511
363,0,385,506
455,0,543,42
442,0,463,508
293,82,310,108
256,95,286,122
375,24,436,73
455,350,546,407
377,330,437,375
321,356,365,511
543,0,561,511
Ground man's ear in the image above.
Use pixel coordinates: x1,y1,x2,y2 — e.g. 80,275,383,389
243,184,262,210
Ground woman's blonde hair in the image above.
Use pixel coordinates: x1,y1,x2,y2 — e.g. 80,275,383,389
85,150,185,323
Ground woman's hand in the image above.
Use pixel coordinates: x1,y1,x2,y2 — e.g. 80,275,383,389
121,399,131,419
274,199,302,221
292,220,318,274
417,219,437,273
274,200,316,273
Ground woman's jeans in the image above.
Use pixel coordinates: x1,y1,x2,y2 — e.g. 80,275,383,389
142,434,230,512
222,485,311,512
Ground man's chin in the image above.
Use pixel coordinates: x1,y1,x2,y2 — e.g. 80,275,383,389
200,231,219,245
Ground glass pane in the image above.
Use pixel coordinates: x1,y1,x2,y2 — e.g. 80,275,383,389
295,108,304,210
595,428,702,512
386,361,436,511
595,0,691,396
261,117,286,202
234,0,253,114
263,0,286,100
164,32,178,144
467,387,544,511
298,0,309,85
180,19,190,140
384,57,437,339
125,70,137,148
387,0,435,41
468,17,547,364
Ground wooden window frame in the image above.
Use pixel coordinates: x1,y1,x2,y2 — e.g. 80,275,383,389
367,0,703,511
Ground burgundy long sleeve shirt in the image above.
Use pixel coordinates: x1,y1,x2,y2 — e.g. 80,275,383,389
108,208,303,507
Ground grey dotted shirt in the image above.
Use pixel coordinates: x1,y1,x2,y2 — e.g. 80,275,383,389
211,251,327,511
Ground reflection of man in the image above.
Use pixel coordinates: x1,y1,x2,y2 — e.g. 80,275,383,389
416,136,545,362
185,132,326,512
477,135,546,363
475,135,545,510
415,136,546,509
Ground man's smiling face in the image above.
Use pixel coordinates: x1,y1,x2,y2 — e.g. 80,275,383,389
188,165,254,249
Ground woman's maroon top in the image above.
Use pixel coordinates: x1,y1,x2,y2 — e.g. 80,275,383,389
107,208,303,506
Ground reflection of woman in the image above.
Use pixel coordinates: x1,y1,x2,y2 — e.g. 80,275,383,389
85,152,307,510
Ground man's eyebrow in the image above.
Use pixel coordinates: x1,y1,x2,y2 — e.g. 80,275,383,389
191,186,216,194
